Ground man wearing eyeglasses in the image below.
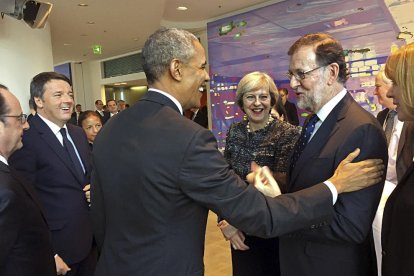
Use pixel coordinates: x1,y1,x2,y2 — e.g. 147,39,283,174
278,33,388,276
0,84,56,275
9,73,96,276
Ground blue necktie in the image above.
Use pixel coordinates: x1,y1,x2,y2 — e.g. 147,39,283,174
60,128,85,183
290,114,319,169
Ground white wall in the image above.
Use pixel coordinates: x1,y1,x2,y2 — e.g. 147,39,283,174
0,16,53,112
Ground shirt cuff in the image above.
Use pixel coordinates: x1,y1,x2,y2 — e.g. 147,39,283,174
323,180,338,204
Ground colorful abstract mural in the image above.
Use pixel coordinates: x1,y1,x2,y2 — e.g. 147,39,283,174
207,0,403,150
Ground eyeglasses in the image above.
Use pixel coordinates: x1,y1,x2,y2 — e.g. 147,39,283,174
286,65,326,81
0,113,28,124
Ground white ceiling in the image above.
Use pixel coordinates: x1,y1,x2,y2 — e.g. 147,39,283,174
46,0,413,65
48,0,277,64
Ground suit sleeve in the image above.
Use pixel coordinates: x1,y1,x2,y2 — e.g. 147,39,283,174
177,128,335,238
90,167,105,251
0,188,22,265
9,139,38,186
296,124,387,243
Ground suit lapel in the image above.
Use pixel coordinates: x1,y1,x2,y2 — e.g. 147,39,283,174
32,115,84,185
7,165,50,224
289,93,351,188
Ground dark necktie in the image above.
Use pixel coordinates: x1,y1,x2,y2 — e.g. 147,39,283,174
384,110,397,146
290,114,319,169
60,128,85,182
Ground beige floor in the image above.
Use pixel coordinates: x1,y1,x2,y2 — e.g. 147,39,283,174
204,212,232,276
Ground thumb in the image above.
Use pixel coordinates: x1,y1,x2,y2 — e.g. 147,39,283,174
250,161,259,172
342,148,360,165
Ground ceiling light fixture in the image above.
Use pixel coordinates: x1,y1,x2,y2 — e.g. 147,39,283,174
87,21,95,24
177,6,187,11
78,3,88,7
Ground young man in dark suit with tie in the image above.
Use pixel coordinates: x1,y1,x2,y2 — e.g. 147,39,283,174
90,28,384,276
0,84,56,275
9,72,96,276
281,33,388,276
94,100,110,124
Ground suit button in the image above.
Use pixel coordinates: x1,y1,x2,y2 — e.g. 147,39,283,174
310,225,316,229
382,250,386,256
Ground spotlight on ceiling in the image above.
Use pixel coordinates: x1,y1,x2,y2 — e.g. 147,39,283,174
0,0,53,29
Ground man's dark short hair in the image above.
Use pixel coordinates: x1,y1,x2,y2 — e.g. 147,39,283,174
30,72,72,111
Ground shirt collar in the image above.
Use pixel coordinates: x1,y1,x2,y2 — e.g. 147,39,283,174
0,155,8,165
148,88,183,115
37,113,68,136
316,88,347,123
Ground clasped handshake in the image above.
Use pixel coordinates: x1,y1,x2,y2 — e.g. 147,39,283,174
248,148,384,197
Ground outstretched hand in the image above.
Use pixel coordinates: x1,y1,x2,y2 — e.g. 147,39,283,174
329,148,384,193
247,162,281,198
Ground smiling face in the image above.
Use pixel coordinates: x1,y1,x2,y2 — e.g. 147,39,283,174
374,72,395,110
242,88,271,129
179,41,210,111
288,46,335,113
387,85,414,121
34,79,73,128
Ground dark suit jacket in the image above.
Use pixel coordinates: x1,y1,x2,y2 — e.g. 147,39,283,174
9,114,94,265
91,91,336,276
284,101,299,126
70,111,83,126
377,108,388,126
281,93,387,276
382,162,414,276
193,105,208,128
95,110,110,125
0,162,56,275
377,108,414,182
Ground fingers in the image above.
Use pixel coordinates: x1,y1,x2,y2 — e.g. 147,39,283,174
230,231,250,251
341,148,360,165
250,161,259,172
83,184,90,191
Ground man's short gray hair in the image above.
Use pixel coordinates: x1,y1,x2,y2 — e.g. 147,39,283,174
142,28,198,84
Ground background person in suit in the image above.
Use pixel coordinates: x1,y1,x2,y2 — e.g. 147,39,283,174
0,84,56,275
106,99,118,117
372,69,404,275
9,72,96,276
191,105,208,128
69,104,83,126
382,42,414,276
280,33,388,276
94,100,110,124
90,28,384,276
278,88,299,126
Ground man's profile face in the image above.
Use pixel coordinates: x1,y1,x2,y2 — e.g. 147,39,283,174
0,89,29,157
374,74,395,110
179,41,210,111
34,79,74,128
279,90,288,105
95,100,104,110
288,46,330,113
